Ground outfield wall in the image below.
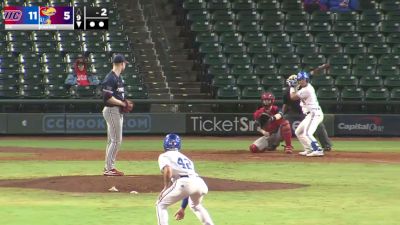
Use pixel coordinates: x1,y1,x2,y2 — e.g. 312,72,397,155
1,113,398,136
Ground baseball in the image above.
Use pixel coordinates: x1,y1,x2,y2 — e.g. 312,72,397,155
130,190,139,194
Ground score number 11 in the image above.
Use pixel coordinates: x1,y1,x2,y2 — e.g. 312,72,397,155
28,11,71,20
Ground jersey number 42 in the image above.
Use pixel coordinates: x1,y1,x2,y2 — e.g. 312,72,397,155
177,157,192,170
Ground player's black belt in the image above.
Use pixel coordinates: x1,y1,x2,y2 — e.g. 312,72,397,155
180,175,189,178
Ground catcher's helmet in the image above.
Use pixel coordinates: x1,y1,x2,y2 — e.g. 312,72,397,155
163,133,181,151
297,71,310,81
261,92,275,107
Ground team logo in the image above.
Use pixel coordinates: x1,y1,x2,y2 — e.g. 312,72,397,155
40,7,57,24
4,10,23,21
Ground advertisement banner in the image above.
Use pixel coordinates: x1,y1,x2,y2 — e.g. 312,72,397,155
335,115,400,136
186,114,256,134
42,113,186,134
8,114,47,134
0,114,7,134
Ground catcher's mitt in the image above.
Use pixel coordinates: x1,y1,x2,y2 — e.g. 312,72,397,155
121,99,134,113
257,113,273,128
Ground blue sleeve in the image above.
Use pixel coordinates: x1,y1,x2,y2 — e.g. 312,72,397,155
349,0,359,10
65,74,77,86
89,75,100,86
181,197,189,209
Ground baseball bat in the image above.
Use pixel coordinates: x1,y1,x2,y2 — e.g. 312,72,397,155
309,63,330,76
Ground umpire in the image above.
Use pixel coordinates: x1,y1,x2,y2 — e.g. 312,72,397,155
282,87,333,151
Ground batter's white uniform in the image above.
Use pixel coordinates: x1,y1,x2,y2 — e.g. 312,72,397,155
156,150,214,225
292,84,324,155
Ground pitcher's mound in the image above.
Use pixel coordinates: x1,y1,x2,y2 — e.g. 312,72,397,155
0,175,306,193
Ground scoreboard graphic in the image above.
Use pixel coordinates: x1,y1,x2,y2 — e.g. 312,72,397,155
3,6,108,30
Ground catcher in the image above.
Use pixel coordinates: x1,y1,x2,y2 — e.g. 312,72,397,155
249,92,294,154
101,54,134,176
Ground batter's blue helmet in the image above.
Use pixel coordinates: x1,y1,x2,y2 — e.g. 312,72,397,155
297,71,310,81
163,133,181,151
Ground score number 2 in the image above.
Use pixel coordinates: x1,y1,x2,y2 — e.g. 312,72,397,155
177,157,192,170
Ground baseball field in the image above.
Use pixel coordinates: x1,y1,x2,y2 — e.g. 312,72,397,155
0,136,399,225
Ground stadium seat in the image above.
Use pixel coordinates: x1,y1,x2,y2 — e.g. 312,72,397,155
364,87,390,112
387,33,400,45
381,21,400,33
33,41,58,53
251,53,275,65
73,85,98,98
376,65,400,77
45,85,71,98
270,43,294,55
319,43,343,55
386,10,400,22
210,10,235,21
302,54,326,67
380,1,400,13
230,64,253,76
294,43,318,56
267,86,285,100
56,31,81,42
352,64,376,77
280,0,302,13
379,54,400,66
308,22,331,33
341,86,364,102
216,85,240,99
198,43,222,54
291,32,314,44
236,75,260,87
190,21,212,33
6,31,32,42
338,32,361,44
367,43,391,55
277,64,300,76
362,33,385,44
213,21,236,33
106,41,130,53
327,65,351,77
334,11,359,23
360,9,384,22
356,21,379,33
254,64,277,76
222,42,246,54
311,75,334,87
19,85,45,99
237,21,261,33
19,53,41,65
317,86,340,112
202,53,227,66
125,85,149,99
260,10,285,22
207,0,232,11
183,0,207,11
327,53,351,66
243,32,267,44
104,32,128,43
332,21,355,34
7,41,33,53
241,86,265,99
343,43,367,55
284,21,307,33
195,32,219,45
260,75,284,88
232,0,255,11
247,43,270,54
227,53,251,65
267,32,289,44
393,44,400,54
57,41,82,52
353,54,377,66
359,76,383,88
236,10,260,22
315,32,337,44
260,21,284,33
390,88,400,101
384,75,400,88
256,0,279,11
207,64,229,76
219,32,242,44
276,54,301,65
82,31,105,43
310,11,334,23
186,10,210,23
31,31,56,42
335,75,358,88
44,73,67,86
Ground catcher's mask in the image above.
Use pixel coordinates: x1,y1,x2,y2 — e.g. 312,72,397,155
163,133,181,151
261,92,275,107
297,71,310,82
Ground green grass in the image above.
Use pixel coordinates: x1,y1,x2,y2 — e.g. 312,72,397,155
0,137,399,152
0,137,399,225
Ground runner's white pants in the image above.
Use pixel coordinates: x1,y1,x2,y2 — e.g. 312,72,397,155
156,176,214,225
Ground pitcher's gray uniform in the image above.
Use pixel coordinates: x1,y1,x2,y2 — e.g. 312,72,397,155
101,54,128,176
156,134,214,225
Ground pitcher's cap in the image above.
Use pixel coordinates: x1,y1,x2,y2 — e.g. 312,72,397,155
112,54,128,64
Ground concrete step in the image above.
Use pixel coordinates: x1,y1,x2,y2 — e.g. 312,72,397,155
170,87,201,94
172,93,211,99
145,82,167,89
168,82,202,88
148,93,172,99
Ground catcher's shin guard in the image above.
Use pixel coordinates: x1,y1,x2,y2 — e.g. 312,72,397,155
249,144,260,153
280,120,293,151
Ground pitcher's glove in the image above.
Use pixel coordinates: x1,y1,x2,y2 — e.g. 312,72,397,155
121,99,134,113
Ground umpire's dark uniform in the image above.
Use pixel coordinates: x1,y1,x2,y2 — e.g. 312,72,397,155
282,89,332,151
